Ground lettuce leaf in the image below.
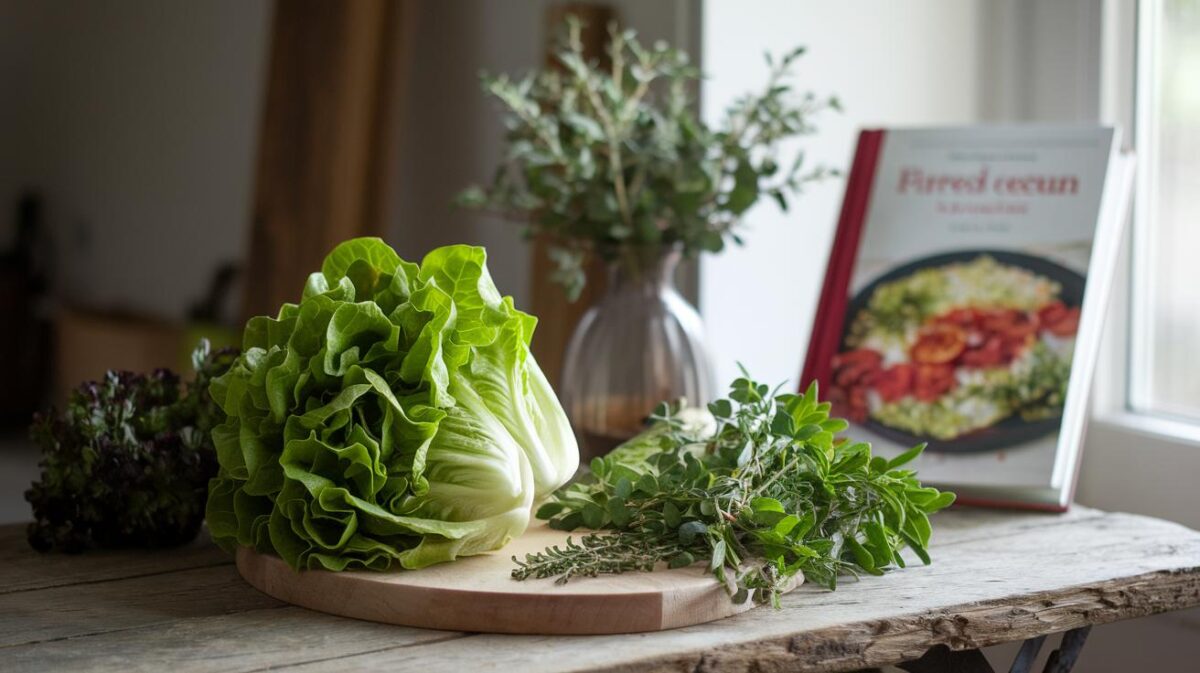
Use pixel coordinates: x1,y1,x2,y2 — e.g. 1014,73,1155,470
206,238,578,570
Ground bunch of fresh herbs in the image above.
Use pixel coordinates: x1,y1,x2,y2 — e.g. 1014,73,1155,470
25,340,238,552
458,19,839,299
513,374,955,605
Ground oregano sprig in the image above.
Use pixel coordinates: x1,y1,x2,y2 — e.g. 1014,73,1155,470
512,374,955,606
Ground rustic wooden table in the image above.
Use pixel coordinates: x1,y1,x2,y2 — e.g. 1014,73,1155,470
2,506,1198,673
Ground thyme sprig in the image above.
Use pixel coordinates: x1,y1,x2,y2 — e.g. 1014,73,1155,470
512,374,955,606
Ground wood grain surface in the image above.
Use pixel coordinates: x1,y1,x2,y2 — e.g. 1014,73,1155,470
236,522,769,635
2,507,1198,673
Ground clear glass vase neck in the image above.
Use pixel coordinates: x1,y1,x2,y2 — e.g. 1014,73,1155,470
605,245,681,296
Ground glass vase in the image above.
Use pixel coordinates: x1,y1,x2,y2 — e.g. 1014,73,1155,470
560,246,716,461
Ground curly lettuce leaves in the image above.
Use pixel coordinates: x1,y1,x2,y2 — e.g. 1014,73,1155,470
206,239,578,571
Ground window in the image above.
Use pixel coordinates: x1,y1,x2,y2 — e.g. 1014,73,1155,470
1128,0,1200,422
1080,0,1200,533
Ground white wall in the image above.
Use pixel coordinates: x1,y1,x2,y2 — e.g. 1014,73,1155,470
392,0,696,311
0,0,270,321
979,0,1103,123
698,0,985,391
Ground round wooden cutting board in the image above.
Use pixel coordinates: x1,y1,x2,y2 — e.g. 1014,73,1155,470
236,523,780,634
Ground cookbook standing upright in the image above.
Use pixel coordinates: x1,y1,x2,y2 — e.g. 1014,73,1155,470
803,127,1134,510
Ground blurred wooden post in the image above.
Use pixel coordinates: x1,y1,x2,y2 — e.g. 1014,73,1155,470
242,0,403,319
532,3,615,389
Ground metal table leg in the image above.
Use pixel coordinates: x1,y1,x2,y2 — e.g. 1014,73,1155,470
893,626,1092,673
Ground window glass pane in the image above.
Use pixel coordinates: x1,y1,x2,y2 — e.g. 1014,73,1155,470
1132,0,1200,420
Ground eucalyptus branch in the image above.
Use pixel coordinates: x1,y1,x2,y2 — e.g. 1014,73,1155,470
460,19,839,298
610,23,625,97
723,55,792,148
569,22,634,231
486,76,563,158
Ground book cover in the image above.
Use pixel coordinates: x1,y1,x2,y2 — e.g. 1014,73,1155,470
803,126,1133,510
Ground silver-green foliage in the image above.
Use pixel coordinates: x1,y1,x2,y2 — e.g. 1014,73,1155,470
458,19,839,299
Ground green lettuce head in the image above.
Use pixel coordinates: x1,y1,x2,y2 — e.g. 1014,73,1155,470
205,239,578,570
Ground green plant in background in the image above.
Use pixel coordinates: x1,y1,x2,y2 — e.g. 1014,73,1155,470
205,238,578,571
514,374,955,605
458,19,839,299
25,340,238,552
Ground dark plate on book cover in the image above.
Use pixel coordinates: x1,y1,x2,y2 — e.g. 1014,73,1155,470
839,250,1086,453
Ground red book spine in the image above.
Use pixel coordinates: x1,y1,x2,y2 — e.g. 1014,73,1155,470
801,129,886,392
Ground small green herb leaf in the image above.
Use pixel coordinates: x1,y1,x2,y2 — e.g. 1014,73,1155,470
668,552,696,569
887,443,926,470
678,521,708,545
710,539,727,571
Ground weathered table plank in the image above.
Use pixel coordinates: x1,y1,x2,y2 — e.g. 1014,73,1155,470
1,507,1197,673
3,607,462,673
0,525,229,595
0,565,279,647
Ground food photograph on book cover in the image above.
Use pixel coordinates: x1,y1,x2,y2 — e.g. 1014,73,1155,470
803,126,1133,509
831,250,1084,453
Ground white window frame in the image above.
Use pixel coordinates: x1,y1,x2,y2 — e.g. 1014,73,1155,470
1080,0,1200,530
1091,0,1200,447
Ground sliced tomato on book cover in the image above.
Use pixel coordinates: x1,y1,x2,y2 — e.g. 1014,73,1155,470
803,126,1134,510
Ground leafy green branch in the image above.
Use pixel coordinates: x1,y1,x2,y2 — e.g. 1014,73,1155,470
458,19,840,299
